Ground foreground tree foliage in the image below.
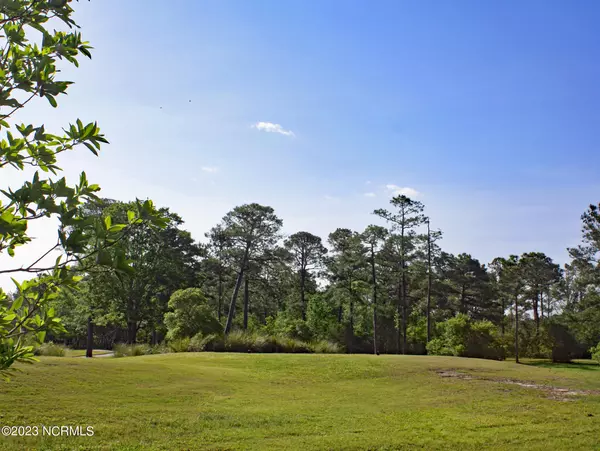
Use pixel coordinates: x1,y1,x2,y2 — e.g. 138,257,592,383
0,1,163,378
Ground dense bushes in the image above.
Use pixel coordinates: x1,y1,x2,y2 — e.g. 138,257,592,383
164,289,222,340
262,313,313,342
548,322,582,363
183,331,340,354
590,342,600,364
427,314,506,360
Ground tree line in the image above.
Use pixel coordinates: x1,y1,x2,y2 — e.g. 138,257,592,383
45,196,600,362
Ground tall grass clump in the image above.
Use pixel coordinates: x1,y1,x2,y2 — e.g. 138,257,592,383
309,340,342,354
224,330,256,352
219,331,334,353
113,343,147,357
145,344,170,355
167,337,191,353
273,335,311,353
34,342,66,357
197,333,225,352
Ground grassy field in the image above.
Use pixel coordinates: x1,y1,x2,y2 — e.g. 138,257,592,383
1,354,599,450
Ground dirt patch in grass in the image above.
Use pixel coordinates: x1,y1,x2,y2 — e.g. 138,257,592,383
434,369,600,401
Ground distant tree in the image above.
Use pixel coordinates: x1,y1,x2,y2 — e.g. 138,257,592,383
492,255,524,363
424,218,442,343
361,225,388,354
284,231,327,320
565,203,600,347
327,228,368,349
374,195,427,354
204,225,231,322
444,253,496,322
220,204,283,334
520,252,561,331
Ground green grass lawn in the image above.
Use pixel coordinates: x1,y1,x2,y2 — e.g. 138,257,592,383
1,353,599,450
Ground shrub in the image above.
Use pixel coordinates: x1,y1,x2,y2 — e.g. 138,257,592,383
189,333,204,352
427,314,506,360
113,344,147,357
224,331,256,352
512,320,553,358
263,312,312,342
549,322,580,363
199,333,225,352
169,330,340,354
167,337,191,353
145,344,170,355
164,288,222,340
590,342,600,365
217,331,315,353
273,336,311,353
250,334,278,353
34,342,66,357
306,293,340,340
188,333,227,352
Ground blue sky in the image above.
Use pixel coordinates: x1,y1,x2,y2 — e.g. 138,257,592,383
2,0,600,289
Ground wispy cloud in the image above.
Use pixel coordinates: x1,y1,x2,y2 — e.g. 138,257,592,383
324,195,340,202
252,121,295,137
385,184,420,198
201,166,219,173
364,192,376,197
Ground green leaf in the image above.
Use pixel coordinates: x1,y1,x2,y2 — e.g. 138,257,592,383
36,331,47,343
46,95,57,108
10,297,23,312
96,249,112,266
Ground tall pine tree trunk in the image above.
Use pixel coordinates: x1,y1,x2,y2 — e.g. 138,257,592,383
370,244,378,355
217,271,223,322
396,278,402,354
300,267,306,321
426,220,432,344
243,276,249,330
501,297,505,336
515,290,520,364
224,244,250,335
400,220,407,355
533,289,540,332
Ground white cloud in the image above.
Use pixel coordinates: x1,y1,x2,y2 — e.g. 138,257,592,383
324,195,340,202
364,192,376,197
252,121,295,137
366,180,372,185
385,184,420,198
201,166,219,173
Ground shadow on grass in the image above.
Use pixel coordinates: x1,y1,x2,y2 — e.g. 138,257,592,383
523,359,600,371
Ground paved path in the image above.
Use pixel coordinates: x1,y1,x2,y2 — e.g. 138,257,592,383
75,352,114,358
